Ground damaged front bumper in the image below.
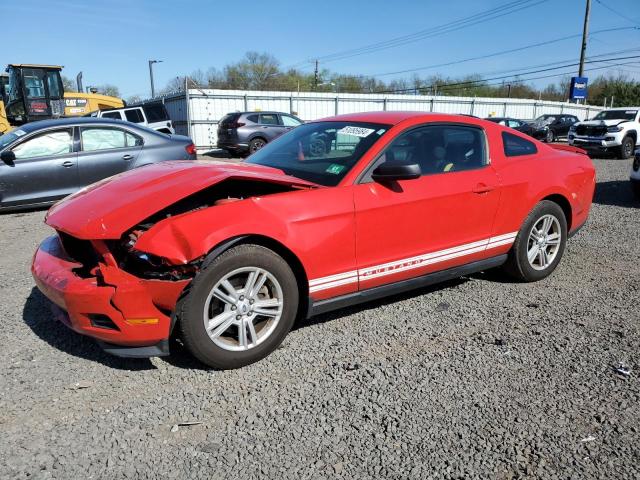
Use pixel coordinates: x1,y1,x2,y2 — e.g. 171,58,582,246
31,235,189,357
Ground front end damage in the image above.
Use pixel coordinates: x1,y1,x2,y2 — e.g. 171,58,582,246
32,174,310,357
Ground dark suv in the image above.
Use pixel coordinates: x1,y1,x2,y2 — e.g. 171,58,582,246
217,111,303,155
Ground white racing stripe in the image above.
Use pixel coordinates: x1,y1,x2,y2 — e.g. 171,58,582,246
308,231,518,293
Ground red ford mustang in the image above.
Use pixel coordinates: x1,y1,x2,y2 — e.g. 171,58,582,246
32,112,596,369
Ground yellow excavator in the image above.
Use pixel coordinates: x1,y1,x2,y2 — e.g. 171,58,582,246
0,64,124,134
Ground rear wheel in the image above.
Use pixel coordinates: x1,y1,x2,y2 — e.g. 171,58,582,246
618,136,634,159
503,200,567,282
249,137,267,154
178,244,299,369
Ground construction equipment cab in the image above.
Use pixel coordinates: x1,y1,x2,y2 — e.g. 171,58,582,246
3,65,65,127
0,64,124,134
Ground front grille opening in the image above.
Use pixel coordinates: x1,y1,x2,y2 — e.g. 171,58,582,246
88,314,120,331
58,232,99,270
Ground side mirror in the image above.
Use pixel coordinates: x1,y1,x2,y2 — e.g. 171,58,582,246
1,150,15,164
372,162,421,182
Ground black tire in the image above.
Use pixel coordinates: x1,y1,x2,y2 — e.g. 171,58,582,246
177,244,299,369
618,136,634,159
503,200,568,282
545,129,555,143
249,137,267,154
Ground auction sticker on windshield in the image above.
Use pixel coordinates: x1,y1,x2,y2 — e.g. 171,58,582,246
326,163,346,175
337,126,375,137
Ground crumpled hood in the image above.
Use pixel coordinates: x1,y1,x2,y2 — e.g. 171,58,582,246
577,119,629,127
46,160,316,239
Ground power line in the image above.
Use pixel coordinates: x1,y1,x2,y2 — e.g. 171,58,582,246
594,0,640,26
375,55,640,94
364,26,636,78
286,0,547,68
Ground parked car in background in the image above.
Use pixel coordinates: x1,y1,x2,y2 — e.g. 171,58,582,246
631,151,640,198
569,108,640,159
530,114,579,143
31,112,595,369
0,117,196,211
88,102,175,134
485,117,541,139
217,111,303,156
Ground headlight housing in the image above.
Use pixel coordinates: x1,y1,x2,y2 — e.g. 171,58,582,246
607,125,623,133
569,125,577,132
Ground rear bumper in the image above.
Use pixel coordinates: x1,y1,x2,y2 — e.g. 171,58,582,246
31,235,187,350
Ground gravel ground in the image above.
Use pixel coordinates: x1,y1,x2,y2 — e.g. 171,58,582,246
1,158,638,480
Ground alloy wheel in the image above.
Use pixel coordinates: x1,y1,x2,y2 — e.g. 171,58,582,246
527,214,561,271
250,139,266,153
202,267,284,352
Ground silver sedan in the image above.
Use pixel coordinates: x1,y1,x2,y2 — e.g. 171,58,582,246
0,117,197,211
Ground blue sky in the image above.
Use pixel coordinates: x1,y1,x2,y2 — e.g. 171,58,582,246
4,0,640,99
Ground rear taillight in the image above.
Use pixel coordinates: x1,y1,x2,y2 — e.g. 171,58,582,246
229,122,245,128
185,144,197,155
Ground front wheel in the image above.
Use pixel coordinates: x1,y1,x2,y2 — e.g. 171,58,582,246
503,200,567,282
545,129,555,143
178,244,299,369
618,136,634,159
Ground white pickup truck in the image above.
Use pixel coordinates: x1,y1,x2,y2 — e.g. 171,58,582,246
568,107,640,159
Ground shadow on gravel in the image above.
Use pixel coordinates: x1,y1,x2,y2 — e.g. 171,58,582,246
593,180,639,208
295,278,469,331
23,288,156,371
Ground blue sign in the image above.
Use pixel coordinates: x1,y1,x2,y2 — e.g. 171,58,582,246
570,76,588,100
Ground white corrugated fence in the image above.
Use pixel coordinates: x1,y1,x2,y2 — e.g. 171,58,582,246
144,89,605,151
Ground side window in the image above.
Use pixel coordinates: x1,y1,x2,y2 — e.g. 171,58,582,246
259,113,279,125
246,114,259,123
502,132,537,157
142,104,169,122
364,124,487,181
12,129,73,159
281,115,302,127
124,109,145,123
125,132,143,147
81,128,127,152
102,111,122,120
507,120,521,128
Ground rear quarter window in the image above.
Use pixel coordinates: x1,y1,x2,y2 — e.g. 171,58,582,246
143,103,169,122
502,132,537,157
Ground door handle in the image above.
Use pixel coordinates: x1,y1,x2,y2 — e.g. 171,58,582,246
472,183,494,194
61,161,74,168
122,154,133,161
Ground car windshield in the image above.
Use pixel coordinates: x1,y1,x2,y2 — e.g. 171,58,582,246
535,115,555,124
0,131,20,149
593,110,637,121
245,121,390,186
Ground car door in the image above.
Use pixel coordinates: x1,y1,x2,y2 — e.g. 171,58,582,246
0,127,78,207
280,114,303,135
77,126,143,185
353,123,501,291
258,113,286,141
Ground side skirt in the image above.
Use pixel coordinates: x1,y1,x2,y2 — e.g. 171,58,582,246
307,254,508,317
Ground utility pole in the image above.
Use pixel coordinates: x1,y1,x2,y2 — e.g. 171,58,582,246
507,83,512,98
148,59,163,98
578,0,591,77
314,60,319,90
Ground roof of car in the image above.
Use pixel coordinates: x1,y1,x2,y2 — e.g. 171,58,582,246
315,111,482,125
13,117,145,133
